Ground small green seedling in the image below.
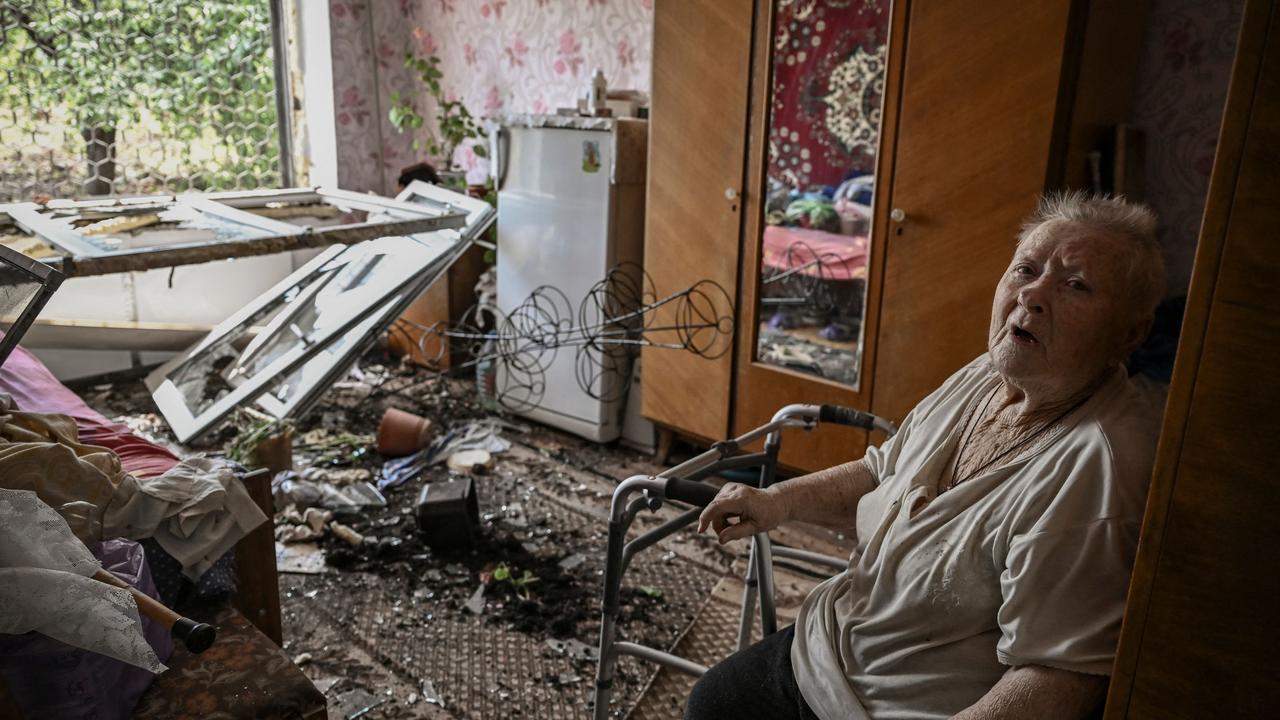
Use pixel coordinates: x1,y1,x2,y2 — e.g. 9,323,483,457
638,585,663,599
492,562,539,600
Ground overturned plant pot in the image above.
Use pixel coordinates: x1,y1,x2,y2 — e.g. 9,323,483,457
415,476,479,550
376,407,434,457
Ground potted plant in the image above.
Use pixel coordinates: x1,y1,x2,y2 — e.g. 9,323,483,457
389,48,497,262
389,50,487,190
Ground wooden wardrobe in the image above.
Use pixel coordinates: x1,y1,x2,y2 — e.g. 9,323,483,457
641,0,1149,472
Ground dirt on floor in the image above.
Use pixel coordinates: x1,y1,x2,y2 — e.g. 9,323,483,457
84,349,743,719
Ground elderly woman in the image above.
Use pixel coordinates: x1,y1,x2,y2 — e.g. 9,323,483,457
687,193,1167,720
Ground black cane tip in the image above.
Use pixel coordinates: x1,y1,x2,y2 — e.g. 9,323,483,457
172,617,217,653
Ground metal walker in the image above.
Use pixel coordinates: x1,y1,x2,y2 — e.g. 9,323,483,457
592,403,897,719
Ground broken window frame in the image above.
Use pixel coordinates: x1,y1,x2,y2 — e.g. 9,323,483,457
146,236,449,442
0,187,468,277
249,180,497,421
0,243,65,367
146,182,496,441
247,237,462,420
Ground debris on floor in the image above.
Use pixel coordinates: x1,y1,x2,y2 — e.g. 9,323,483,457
86,349,739,719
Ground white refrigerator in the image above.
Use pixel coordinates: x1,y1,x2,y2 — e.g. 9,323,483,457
491,115,648,442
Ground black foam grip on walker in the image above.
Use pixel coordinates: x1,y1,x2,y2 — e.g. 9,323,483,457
171,617,217,653
819,404,875,429
664,477,721,508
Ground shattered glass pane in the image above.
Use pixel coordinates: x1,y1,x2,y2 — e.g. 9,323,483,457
163,266,341,416
233,254,385,380
0,267,42,330
147,236,462,442
53,203,268,252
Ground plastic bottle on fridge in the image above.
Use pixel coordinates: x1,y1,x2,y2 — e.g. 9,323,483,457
589,69,608,114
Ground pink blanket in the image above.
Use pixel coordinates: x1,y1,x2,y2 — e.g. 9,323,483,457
0,345,179,479
761,225,869,281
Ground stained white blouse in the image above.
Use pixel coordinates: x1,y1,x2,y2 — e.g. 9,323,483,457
791,355,1164,720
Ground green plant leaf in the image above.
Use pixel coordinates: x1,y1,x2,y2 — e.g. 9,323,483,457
638,585,663,598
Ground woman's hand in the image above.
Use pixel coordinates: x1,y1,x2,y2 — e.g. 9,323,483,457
697,483,789,544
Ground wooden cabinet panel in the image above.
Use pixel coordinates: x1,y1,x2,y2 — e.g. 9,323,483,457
1107,2,1280,715
870,0,1076,424
388,245,488,369
729,0,909,471
641,0,755,441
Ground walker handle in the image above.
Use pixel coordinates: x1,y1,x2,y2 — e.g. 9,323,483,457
664,477,721,508
818,404,877,430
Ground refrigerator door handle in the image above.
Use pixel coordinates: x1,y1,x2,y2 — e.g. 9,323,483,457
490,126,509,191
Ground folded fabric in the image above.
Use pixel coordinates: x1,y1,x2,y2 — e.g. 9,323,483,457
124,457,266,580
0,394,266,580
0,394,126,540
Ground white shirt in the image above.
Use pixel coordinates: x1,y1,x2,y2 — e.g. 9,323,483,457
791,355,1164,720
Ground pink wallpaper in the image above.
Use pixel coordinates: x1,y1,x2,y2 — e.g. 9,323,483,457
328,0,422,195
328,0,654,194
1131,0,1243,295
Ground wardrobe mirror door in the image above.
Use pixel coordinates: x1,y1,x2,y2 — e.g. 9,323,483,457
755,0,891,389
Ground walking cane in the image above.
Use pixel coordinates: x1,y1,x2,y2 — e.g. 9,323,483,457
92,569,217,653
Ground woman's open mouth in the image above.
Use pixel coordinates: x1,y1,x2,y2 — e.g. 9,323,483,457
1011,325,1039,344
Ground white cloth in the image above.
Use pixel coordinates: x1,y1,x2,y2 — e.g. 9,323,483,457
0,489,165,673
109,457,268,581
792,355,1164,720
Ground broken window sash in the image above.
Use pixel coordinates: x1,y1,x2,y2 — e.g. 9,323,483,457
145,181,496,440
246,181,497,422
0,243,65,367
252,236,467,421
146,236,453,442
0,187,467,277
395,180,497,246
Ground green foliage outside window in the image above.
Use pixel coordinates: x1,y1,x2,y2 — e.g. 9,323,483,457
0,0,281,200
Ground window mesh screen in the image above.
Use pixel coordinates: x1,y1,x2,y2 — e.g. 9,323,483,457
0,1,285,202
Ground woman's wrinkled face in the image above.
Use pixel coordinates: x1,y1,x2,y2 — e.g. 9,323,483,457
989,219,1144,397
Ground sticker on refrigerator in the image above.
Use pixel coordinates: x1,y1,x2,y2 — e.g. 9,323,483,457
582,140,601,173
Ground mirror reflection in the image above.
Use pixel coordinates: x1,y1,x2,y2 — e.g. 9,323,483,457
756,0,890,388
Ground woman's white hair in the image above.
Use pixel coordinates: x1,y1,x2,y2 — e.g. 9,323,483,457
1018,190,1166,319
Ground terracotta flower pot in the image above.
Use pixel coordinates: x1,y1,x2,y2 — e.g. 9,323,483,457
376,408,435,457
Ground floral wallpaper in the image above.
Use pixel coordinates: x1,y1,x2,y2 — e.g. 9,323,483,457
1131,0,1243,295
327,0,417,195
327,0,654,194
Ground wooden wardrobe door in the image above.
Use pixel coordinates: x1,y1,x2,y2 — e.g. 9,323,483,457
1106,1,1280,716
641,0,754,442
730,0,908,471
870,0,1079,424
